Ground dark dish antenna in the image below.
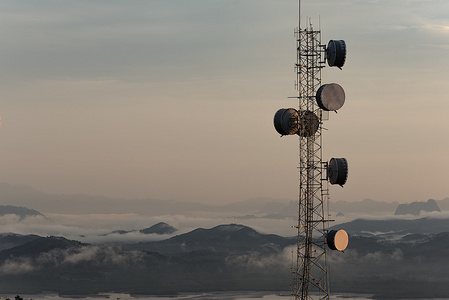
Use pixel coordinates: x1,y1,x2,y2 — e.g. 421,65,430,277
272,1,350,299
316,83,345,111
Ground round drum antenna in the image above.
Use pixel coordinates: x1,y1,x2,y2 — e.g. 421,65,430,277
316,83,345,111
327,40,346,69
274,108,299,136
327,157,348,186
327,229,349,251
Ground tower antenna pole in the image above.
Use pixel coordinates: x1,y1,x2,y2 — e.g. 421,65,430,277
273,1,350,299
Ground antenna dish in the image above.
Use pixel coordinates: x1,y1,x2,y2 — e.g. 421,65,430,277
327,40,346,68
316,83,345,111
274,108,299,136
327,229,349,251
298,110,319,137
328,158,348,186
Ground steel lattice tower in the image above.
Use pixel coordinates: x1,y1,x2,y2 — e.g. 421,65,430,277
271,1,349,300
291,20,329,300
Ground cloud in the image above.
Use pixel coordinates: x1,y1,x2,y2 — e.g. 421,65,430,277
0,245,145,275
420,24,449,33
0,210,298,247
225,245,293,269
389,24,449,35
60,245,144,266
361,248,404,263
0,257,35,275
328,248,404,265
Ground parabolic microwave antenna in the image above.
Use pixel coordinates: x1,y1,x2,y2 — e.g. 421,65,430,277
327,40,346,69
316,83,345,112
271,1,351,299
274,109,319,137
327,229,349,251
328,157,349,186
274,108,299,136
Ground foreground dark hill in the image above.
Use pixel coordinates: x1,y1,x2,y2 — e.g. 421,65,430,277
330,231,449,298
0,233,40,251
0,224,296,295
0,236,84,260
3,222,449,298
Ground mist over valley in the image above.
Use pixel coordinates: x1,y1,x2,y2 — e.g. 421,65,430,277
1,184,449,298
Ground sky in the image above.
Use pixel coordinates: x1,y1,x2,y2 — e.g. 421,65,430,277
0,0,448,205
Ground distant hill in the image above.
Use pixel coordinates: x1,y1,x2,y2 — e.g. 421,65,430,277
331,198,399,214
223,197,293,214
234,198,408,219
0,183,294,216
0,233,41,251
139,222,177,235
0,183,210,215
259,197,449,218
0,225,295,295
278,201,299,218
332,217,449,236
395,199,441,216
0,205,43,219
1,182,449,220
0,236,84,260
125,223,296,254
435,197,449,210
2,224,449,297
104,222,177,236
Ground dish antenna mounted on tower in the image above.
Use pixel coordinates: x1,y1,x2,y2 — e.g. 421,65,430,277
273,1,349,299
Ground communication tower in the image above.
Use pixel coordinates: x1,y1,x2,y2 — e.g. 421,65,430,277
273,1,349,299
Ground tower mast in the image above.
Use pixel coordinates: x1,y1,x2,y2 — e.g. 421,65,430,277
273,1,349,299
293,1,328,298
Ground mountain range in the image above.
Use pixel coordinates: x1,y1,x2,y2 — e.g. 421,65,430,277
0,224,294,295
394,199,441,215
2,220,449,298
104,222,177,236
2,183,449,297
1,182,449,217
0,205,43,219
123,223,295,254
0,233,41,251
332,216,449,236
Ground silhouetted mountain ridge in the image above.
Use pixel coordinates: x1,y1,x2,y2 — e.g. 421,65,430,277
104,222,177,236
0,205,43,219
139,222,177,234
2,223,449,297
2,182,449,218
0,225,295,295
125,224,296,254
0,233,41,251
332,198,399,214
395,199,441,215
0,236,85,260
333,216,449,236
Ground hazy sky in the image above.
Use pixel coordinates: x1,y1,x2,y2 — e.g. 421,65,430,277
0,0,448,204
